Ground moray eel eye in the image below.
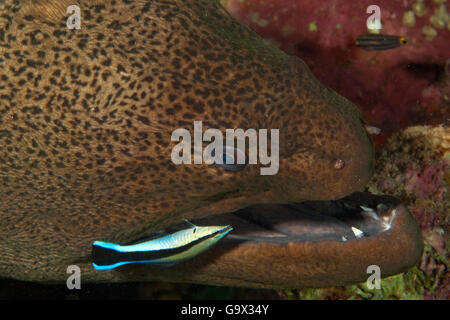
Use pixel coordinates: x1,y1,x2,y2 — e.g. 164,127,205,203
214,145,247,171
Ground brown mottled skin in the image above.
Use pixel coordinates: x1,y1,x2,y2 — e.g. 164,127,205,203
0,0,421,288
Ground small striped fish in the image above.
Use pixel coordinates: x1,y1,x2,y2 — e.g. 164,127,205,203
92,222,233,270
355,33,408,51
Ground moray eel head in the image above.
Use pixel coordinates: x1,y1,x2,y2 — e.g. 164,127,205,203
169,46,375,212
0,0,421,289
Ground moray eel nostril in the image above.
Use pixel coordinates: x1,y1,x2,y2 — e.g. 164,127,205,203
0,0,421,288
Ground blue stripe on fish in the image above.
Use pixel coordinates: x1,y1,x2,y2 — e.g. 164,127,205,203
92,223,232,270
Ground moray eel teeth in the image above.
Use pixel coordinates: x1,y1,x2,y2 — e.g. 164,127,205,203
351,226,364,238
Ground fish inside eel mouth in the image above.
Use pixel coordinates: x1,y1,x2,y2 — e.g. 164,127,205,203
194,192,401,244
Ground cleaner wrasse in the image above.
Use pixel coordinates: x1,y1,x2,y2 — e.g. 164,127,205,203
92,224,233,270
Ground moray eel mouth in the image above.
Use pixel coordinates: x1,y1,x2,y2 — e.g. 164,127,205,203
194,192,400,245
150,192,423,289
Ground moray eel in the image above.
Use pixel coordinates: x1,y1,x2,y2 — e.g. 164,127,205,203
0,0,423,288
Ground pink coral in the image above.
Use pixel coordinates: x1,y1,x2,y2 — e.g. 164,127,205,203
412,206,436,231
403,162,447,199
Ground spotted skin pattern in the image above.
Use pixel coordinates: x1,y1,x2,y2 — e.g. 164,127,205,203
0,0,374,284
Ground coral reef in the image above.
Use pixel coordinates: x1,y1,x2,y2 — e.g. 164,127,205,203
223,0,450,138
368,125,448,299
